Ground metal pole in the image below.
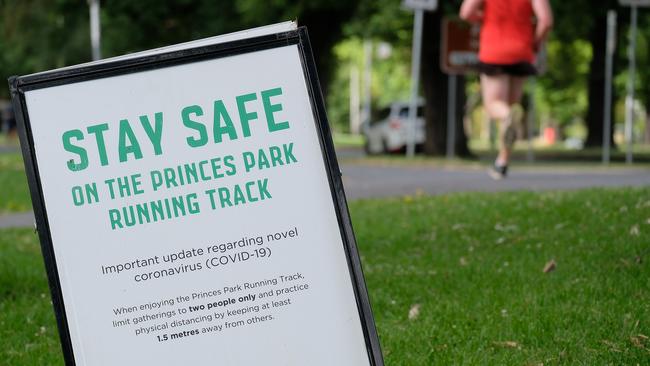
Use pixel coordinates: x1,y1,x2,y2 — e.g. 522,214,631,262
526,78,536,162
603,10,617,164
446,74,457,159
349,65,361,134
406,9,424,158
89,0,101,61
625,5,638,164
362,40,373,133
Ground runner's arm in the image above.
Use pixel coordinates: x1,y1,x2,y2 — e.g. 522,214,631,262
460,0,484,22
532,0,553,47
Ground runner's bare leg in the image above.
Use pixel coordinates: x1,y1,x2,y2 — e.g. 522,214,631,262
481,74,511,165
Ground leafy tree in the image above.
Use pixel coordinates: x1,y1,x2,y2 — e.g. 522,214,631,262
1,0,90,98
101,1,240,56
235,0,359,97
102,0,358,96
535,39,591,130
1,0,357,100
348,0,471,156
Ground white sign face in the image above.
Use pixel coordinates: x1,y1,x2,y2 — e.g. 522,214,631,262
619,0,650,7
402,0,438,11
22,44,372,365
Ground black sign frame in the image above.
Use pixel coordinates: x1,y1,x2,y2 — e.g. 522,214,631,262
9,27,384,366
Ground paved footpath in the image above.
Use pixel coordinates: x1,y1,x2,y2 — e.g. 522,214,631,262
1,162,649,229
341,163,650,200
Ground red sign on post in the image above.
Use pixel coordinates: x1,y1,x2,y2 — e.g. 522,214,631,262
440,17,480,75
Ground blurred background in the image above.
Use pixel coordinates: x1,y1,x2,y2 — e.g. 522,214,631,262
1,2,649,365
1,0,650,161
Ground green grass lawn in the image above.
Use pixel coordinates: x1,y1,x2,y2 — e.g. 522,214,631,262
0,229,63,365
0,153,31,214
1,188,649,364
333,132,365,148
354,188,650,365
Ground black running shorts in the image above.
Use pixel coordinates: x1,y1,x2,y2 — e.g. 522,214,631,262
478,62,537,77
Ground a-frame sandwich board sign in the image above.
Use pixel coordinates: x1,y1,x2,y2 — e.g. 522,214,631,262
9,22,383,366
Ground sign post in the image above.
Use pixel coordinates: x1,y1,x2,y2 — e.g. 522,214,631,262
526,79,536,163
603,10,617,164
403,0,438,158
440,17,480,159
440,18,480,74
619,0,650,163
88,0,101,61
9,23,383,366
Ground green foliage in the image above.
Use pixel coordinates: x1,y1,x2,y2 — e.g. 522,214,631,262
101,1,240,57
0,0,358,99
327,38,412,131
536,39,592,127
3,0,649,142
325,0,416,132
632,8,650,130
0,0,91,97
0,153,31,213
549,0,600,42
345,0,412,42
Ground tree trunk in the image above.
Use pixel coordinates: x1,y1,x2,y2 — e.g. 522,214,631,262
585,12,616,148
421,9,471,156
300,7,357,99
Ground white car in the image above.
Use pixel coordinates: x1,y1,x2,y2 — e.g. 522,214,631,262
362,102,426,154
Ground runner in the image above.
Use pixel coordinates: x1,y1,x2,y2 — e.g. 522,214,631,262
460,0,553,179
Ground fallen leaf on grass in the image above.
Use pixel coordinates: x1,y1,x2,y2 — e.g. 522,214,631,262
630,334,650,352
493,341,520,349
630,225,640,236
495,223,518,232
434,344,448,351
554,222,567,230
459,257,468,266
543,259,556,273
452,223,465,231
408,304,421,320
601,340,622,353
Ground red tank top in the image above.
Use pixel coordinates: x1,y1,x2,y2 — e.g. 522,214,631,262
479,0,535,64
